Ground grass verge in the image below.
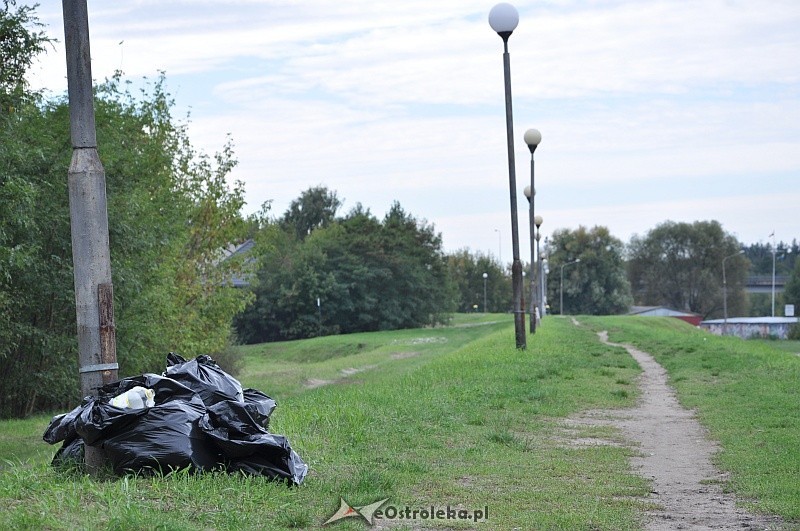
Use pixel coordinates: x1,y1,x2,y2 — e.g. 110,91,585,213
582,316,800,521
1,314,649,529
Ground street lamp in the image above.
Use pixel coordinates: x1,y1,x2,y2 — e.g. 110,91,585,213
722,250,745,334
483,272,489,313
523,185,536,333
489,2,525,349
534,215,543,325
560,259,581,316
771,232,777,317
524,128,541,335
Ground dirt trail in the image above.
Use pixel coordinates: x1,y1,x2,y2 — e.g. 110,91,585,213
572,329,785,530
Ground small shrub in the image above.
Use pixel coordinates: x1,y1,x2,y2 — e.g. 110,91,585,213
211,342,245,377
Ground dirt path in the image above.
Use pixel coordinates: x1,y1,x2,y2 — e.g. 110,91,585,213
571,329,785,530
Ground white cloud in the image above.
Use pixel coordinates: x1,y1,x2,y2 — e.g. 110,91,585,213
26,0,800,258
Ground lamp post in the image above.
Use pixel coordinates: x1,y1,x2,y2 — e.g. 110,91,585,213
524,128,541,335
541,256,548,316
560,259,581,316
523,185,536,333
317,297,322,336
722,250,745,334
534,215,543,325
489,2,525,349
771,232,776,317
483,272,489,313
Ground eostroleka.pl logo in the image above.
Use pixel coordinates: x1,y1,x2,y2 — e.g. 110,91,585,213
323,498,489,526
324,498,389,525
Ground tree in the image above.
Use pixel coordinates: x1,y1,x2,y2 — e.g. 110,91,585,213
0,1,49,97
783,260,800,313
279,185,342,241
375,203,455,328
234,196,456,342
627,220,747,319
545,226,632,315
1,13,251,418
446,249,508,313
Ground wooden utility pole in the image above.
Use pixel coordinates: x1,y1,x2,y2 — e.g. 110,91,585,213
62,0,118,471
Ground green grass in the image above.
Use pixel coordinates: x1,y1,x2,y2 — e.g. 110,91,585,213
751,338,800,355
582,316,800,520
5,314,800,528
0,314,650,530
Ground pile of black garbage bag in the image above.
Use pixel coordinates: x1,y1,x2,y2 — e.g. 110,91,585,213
43,353,307,485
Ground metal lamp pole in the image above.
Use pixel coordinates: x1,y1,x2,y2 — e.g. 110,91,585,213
523,185,535,333
723,250,745,335
524,128,541,334
534,215,543,325
771,233,777,317
560,259,581,316
483,272,489,313
489,3,525,349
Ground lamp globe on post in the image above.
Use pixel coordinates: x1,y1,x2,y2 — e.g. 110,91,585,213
524,128,541,334
489,3,519,40
489,2,525,350
483,272,489,313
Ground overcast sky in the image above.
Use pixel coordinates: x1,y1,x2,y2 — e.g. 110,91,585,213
28,0,800,262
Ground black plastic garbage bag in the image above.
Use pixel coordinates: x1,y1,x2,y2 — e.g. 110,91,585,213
44,403,87,467
74,374,185,445
43,403,84,445
75,374,219,474
199,399,308,485
43,354,307,482
242,388,277,431
165,353,244,406
51,436,84,467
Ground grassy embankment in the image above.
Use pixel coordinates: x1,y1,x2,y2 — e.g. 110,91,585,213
582,316,800,521
3,314,798,529
1,314,649,530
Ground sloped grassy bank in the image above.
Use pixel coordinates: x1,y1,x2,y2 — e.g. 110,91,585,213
1,315,649,529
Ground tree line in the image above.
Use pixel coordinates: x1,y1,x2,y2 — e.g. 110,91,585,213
1,2,250,417
2,2,799,418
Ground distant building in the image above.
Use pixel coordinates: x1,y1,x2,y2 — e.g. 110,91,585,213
217,239,256,287
700,316,799,339
628,306,703,326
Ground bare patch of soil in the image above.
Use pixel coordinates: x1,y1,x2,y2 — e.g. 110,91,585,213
303,378,334,389
389,351,420,360
561,329,786,530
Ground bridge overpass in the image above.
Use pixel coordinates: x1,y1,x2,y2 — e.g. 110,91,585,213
746,274,788,294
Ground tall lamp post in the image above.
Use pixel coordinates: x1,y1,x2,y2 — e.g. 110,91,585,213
534,215,543,324
523,128,541,334
723,250,745,334
483,272,489,313
771,232,777,317
560,259,581,316
489,2,526,349
523,185,536,332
